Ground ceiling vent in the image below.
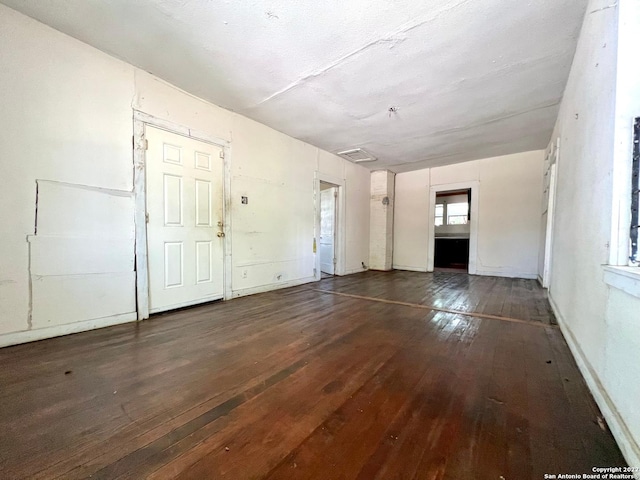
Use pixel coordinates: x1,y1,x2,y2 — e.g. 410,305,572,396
336,148,377,163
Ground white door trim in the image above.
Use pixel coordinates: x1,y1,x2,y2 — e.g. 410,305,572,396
133,110,232,320
315,173,346,279
427,181,479,274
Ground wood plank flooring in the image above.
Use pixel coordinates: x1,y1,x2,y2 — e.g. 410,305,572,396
0,271,625,479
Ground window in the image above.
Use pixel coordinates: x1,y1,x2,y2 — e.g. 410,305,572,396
631,116,639,264
435,200,469,227
435,204,444,226
447,202,469,225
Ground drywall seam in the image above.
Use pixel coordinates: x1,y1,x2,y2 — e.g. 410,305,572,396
549,293,640,470
26,238,33,330
36,179,133,197
26,181,39,330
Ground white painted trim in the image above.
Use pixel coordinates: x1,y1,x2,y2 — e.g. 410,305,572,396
133,119,149,320
222,144,233,301
542,162,557,288
315,172,347,278
427,181,479,274
0,313,137,348
231,275,317,298
392,265,429,273
603,266,640,299
549,294,640,470
133,111,233,320
474,268,538,279
342,267,368,275
133,110,230,148
148,294,223,315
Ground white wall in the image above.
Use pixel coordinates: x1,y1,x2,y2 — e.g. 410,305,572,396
546,0,640,467
0,5,370,346
394,151,544,278
369,170,395,270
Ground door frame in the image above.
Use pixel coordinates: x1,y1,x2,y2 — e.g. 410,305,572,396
427,181,479,274
315,172,346,280
133,110,232,320
541,138,560,288
319,183,338,275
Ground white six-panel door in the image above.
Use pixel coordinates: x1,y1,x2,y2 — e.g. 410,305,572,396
145,126,225,314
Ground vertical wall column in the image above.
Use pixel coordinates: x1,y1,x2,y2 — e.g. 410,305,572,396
369,170,395,270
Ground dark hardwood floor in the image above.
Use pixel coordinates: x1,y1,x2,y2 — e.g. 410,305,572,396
0,271,624,479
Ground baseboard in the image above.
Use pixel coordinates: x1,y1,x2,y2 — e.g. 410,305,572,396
231,275,317,298
537,274,544,286
342,267,368,275
474,268,538,279
549,294,640,470
392,265,428,272
0,312,137,348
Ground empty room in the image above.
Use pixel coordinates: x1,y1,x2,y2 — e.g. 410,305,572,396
0,1,639,479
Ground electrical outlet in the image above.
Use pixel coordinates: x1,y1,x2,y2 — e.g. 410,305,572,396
242,269,248,279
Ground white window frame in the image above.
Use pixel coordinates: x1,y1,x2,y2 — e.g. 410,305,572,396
604,116,640,299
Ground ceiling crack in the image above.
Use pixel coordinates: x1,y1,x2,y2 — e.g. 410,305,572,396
590,3,618,14
252,0,474,107
425,100,561,138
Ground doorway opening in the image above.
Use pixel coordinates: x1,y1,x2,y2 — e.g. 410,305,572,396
433,189,471,272
319,181,338,277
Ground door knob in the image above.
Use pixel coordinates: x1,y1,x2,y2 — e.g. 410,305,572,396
217,221,223,227
217,231,225,238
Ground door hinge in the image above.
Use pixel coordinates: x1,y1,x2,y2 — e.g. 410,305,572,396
219,150,225,159
333,257,337,265
145,212,149,224
334,190,338,198
145,139,149,150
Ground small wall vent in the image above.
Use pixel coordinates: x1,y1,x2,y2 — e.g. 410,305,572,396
336,148,377,163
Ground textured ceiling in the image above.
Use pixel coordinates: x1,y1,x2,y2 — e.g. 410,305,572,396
1,0,587,172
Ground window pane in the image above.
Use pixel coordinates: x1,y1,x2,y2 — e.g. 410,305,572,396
448,215,467,225
447,202,468,225
435,205,444,226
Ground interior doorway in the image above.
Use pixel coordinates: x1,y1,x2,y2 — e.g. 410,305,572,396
538,138,559,288
319,181,338,276
433,189,471,272
428,180,479,274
